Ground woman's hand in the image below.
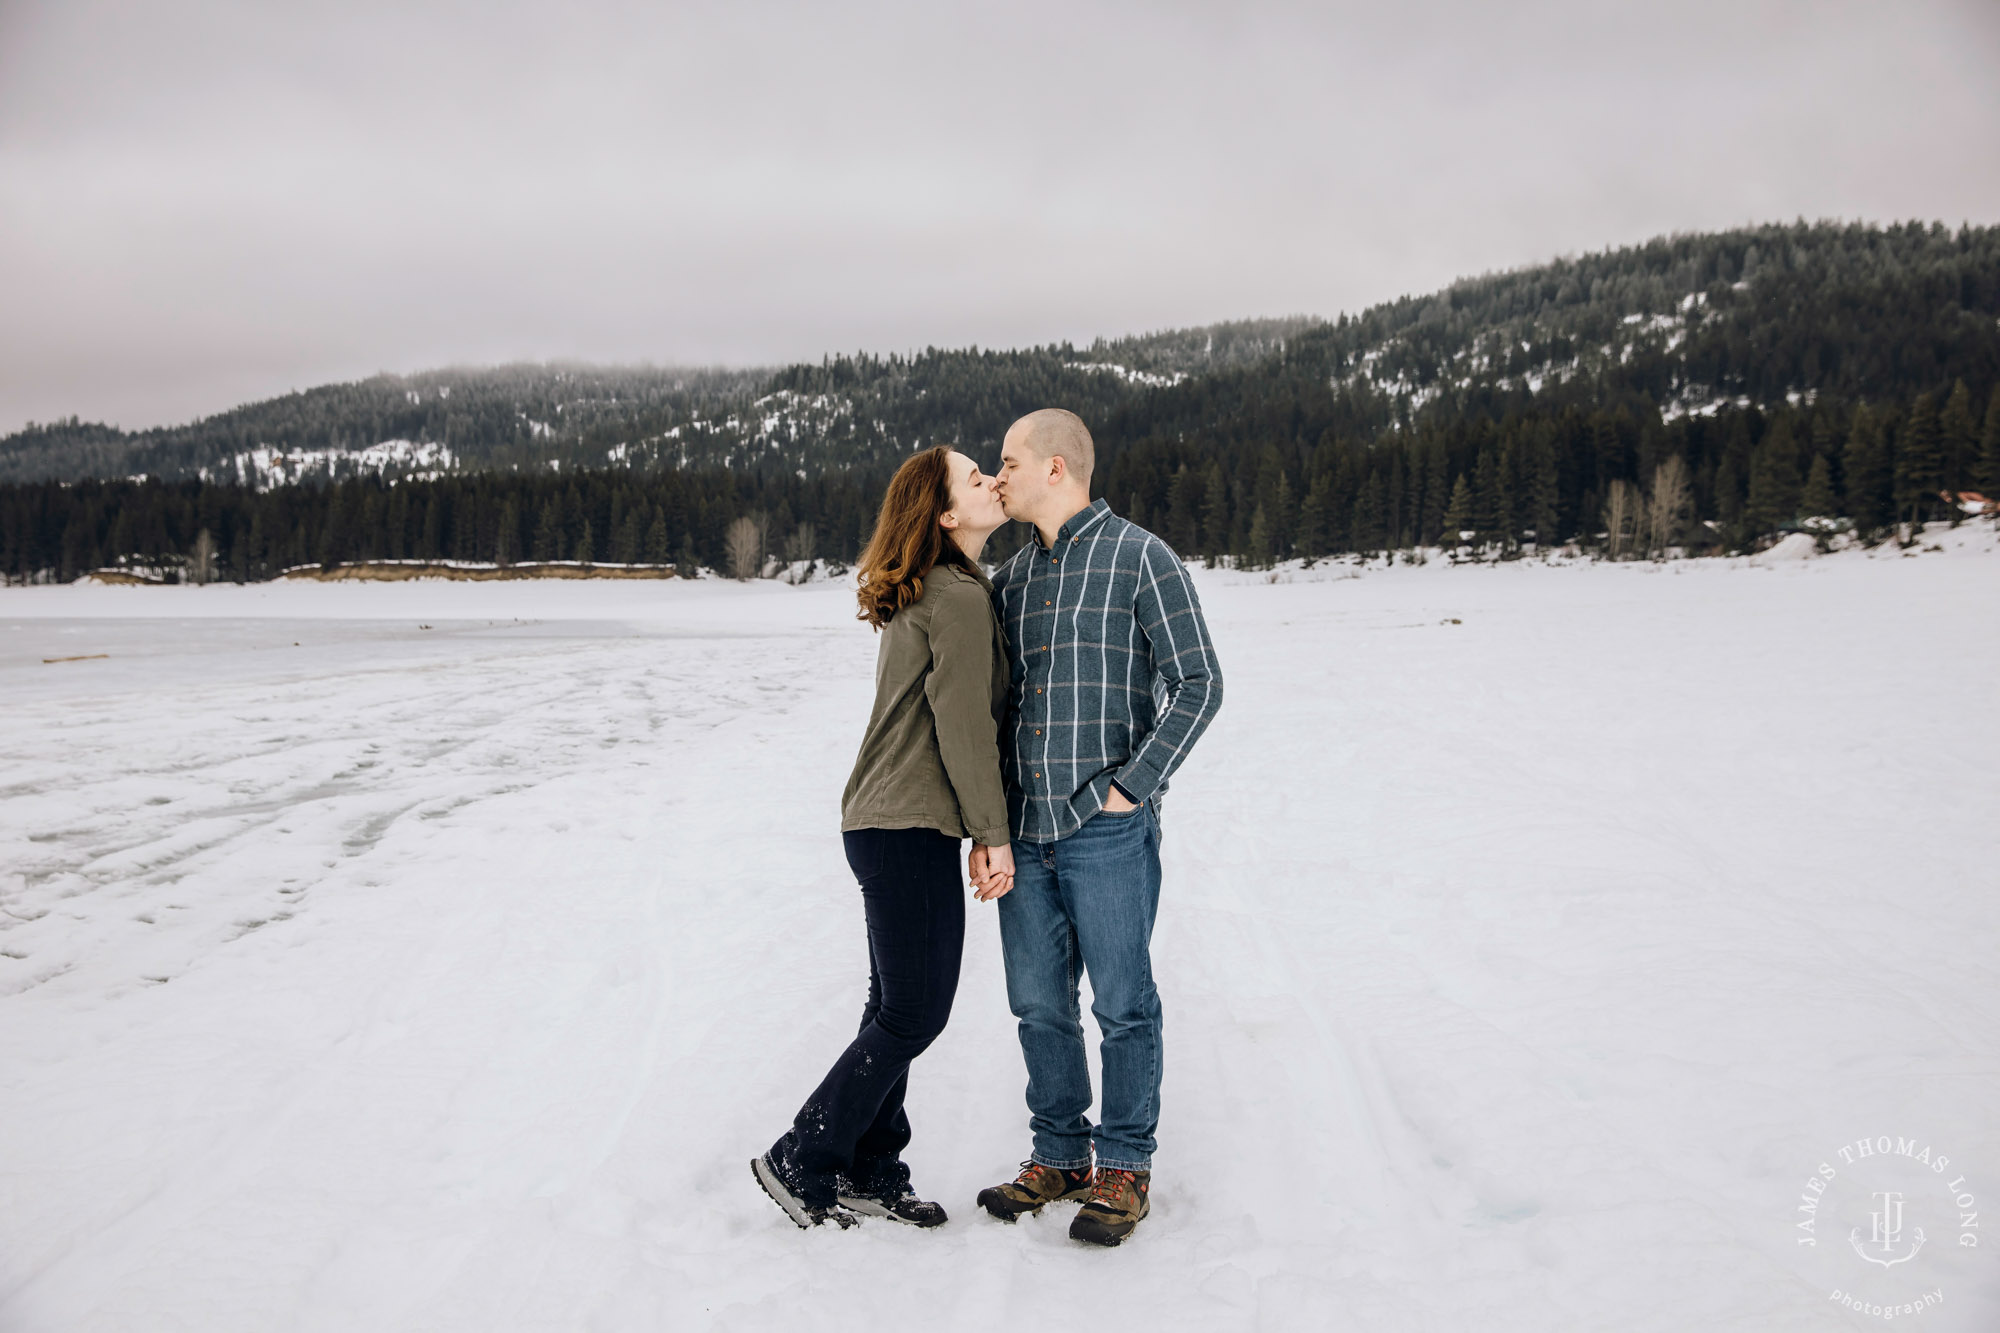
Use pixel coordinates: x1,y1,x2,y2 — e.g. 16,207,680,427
970,841,1016,902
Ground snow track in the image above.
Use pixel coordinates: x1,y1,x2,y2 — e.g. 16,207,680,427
2,541,1996,1330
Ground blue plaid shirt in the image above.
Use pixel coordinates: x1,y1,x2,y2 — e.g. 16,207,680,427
992,499,1224,842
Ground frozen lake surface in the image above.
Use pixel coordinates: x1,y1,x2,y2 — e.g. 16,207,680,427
4,529,1998,1331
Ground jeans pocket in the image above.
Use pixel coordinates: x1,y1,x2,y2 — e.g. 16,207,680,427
842,830,885,883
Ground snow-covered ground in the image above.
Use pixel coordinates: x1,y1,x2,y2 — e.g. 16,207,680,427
3,527,1997,1331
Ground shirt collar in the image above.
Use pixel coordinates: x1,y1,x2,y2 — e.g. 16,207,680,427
1042,498,1113,549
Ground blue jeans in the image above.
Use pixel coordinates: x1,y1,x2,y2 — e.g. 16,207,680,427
998,799,1163,1173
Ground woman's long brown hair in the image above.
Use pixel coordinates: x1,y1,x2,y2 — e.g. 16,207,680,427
855,445,973,629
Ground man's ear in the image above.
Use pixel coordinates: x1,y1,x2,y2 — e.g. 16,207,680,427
1047,454,1067,486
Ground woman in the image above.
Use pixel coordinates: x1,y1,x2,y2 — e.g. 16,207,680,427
752,445,1017,1229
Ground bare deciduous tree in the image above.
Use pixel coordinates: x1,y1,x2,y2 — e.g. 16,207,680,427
1601,480,1641,559
725,511,770,581
782,522,818,584
190,528,217,584
1645,455,1692,557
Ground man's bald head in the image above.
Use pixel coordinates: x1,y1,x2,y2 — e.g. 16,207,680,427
1007,408,1094,487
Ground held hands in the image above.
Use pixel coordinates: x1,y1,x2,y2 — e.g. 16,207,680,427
969,841,1016,902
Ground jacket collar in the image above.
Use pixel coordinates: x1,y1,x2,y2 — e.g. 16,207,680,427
933,559,995,593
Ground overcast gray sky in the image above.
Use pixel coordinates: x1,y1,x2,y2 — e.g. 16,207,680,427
3,0,1997,433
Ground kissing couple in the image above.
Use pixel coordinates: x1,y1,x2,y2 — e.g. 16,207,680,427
752,407,1223,1246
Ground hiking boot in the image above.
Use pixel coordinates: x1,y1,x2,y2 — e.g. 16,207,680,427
1069,1168,1150,1246
837,1178,949,1228
751,1154,858,1230
976,1160,1096,1222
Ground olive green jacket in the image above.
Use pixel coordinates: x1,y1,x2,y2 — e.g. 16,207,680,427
840,561,1012,846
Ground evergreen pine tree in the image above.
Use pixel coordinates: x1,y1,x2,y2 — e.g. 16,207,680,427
1440,474,1474,546
1166,466,1201,555
450,488,476,561
1384,447,1406,550
1744,419,1802,535
1842,404,1891,532
1979,386,2000,496
614,507,644,563
1419,443,1447,546
1297,474,1331,559
1591,415,1626,497
1271,472,1297,558
1400,445,1422,550
1199,462,1229,561
497,496,521,565
1526,435,1560,548
1247,504,1272,569
1471,446,1504,546
1706,458,1733,531
1350,473,1386,555
575,518,595,564
1800,453,1836,519
1939,380,1977,494
1716,414,1753,530
1894,392,1943,528
643,508,671,564
1252,447,1283,532
383,490,407,560
318,488,350,564
532,497,561,561
1811,408,1846,502
419,494,443,559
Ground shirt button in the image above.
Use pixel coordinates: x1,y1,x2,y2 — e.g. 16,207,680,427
1044,600,1051,606
1034,772,1040,778
1034,729,1041,735
1036,688,1042,694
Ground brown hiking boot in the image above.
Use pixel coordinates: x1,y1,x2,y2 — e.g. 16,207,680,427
1069,1168,1150,1245
976,1160,1095,1221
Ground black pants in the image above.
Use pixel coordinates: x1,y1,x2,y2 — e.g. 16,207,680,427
769,827,965,1206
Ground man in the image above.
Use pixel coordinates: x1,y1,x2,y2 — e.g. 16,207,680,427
970,408,1224,1246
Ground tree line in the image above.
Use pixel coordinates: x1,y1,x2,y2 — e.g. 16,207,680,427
3,379,1994,583
0,469,880,584
1092,383,2000,566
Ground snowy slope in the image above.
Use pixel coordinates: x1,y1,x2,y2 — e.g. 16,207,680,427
2,532,1996,1331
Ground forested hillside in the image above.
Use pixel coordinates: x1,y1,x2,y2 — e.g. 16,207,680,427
4,222,1998,583
0,319,1315,487
1083,221,2000,566
0,365,770,486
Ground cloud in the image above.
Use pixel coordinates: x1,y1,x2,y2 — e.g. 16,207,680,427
3,0,1997,431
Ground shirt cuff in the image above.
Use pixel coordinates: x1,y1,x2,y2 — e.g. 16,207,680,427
1112,758,1164,805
